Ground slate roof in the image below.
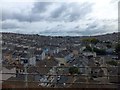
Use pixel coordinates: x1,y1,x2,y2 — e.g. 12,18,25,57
54,50,71,58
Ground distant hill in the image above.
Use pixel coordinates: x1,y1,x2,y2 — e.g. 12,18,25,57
80,32,119,42
1,32,119,43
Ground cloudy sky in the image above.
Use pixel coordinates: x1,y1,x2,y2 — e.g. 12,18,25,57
1,0,119,36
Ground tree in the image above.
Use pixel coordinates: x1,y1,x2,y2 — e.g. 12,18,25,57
90,38,99,44
93,47,106,55
69,67,80,75
115,43,120,59
106,44,112,48
115,43,120,54
84,45,92,52
82,38,91,43
106,61,117,66
82,38,99,44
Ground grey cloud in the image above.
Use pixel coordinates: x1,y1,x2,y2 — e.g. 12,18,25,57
86,22,98,29
78,24,106,35
65,3,93,21
80,28,105,36
67,27,104,36
2,21,20,29
2,10,44,22
50,2,93,22
31,2,53,13
2,2,93,22
2,2,53,21
50,3,67,18
2,11,30,22
2,2,53,22
31,2,93,22
65,19,117,36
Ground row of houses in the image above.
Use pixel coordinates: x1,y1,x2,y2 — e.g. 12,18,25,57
2,32,119,88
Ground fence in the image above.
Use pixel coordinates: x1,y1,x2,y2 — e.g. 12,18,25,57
1,65,120,88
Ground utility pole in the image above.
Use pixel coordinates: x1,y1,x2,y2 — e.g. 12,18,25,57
24,47,32,88
24,64,28,88
53,66,58,88
86,66,89,88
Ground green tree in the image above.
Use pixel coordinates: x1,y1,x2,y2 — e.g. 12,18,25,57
93,47,106,55
106,61,117,66
90,38,99,44
106,44,112,48
115,43,120,54
82,38,91,44
84,45,92,52
115,43,120,59
69,67,80,75
82,38,99,44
